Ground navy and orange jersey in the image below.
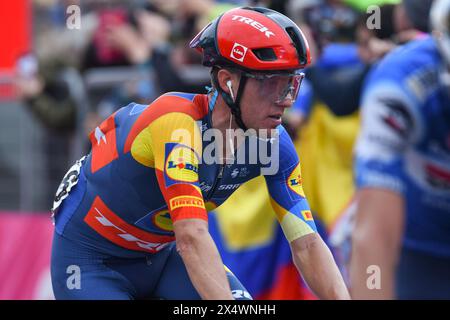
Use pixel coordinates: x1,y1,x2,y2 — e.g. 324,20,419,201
54,92,317,258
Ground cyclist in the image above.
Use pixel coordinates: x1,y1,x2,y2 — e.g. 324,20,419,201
351,0,450,299
51,7,349,300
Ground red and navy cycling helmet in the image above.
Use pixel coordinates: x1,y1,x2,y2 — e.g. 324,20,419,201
190,7,311,71
190,7,311,130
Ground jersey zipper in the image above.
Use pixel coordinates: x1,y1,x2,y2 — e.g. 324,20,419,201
206,164,224,200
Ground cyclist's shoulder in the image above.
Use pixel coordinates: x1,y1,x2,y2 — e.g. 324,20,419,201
363,38,443,110
117,92,208,125
152,92,209,120
270,125,299,170
278,124,298,146
367,37,440,85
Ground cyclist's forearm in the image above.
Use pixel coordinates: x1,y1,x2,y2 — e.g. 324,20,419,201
350,189,404,299
175,223,233,300
291,233,350,300
350,233,396,299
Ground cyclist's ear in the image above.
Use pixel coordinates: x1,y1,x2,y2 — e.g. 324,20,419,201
226,81,235,102
217,68,238,96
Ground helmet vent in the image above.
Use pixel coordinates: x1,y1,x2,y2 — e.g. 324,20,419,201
252,48,277,61
285,27,308,66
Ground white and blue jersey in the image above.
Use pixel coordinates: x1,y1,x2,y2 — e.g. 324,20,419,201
355,37,450,257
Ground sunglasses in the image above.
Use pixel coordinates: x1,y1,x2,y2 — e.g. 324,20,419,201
240,70,305,104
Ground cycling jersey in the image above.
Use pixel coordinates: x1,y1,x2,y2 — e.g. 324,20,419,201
355,37,450,257
53,92,317,258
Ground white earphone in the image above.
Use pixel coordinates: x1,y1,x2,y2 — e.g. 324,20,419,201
225,80,235,159
226,80,235,102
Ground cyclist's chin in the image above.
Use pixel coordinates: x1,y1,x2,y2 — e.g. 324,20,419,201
243,116,281,132
250,122,280,137
263,116,282,129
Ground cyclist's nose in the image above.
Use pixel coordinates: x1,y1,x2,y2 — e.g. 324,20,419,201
275,93,295,108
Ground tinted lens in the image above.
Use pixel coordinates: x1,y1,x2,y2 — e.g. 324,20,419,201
244,71,305,104
274,73,304,103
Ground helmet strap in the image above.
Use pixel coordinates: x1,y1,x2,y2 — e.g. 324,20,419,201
227,113,235,160
212,70,249,131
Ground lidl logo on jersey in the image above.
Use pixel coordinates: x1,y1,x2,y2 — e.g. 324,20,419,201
301,210,313,221
167,159,198,173
287,163,306,197
152,209,173,232
165,143,199,185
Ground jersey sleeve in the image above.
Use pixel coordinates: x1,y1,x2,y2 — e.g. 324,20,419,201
148,111,207,223
264,127,317,243
354,69,420,195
